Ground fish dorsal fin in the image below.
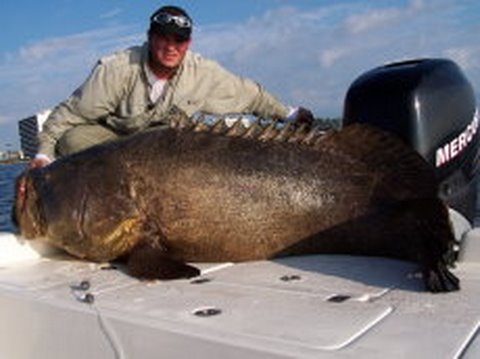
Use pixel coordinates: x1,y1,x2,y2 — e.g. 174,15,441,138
166,107,332,149
226,118,249,137
313,128,336,148
166,111,433,199
295,126,328,146
170,114,193,130
273,122,294,142
286,123,308,143
211,118,229,134
193,121,210,132
168,106,192,129
318,123,437,198
242,122,263,139
258,120,280,142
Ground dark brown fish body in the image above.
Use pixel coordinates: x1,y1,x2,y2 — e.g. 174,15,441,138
13,118,459,292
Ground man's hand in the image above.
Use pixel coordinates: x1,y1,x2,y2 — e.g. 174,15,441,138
286,106,315,129
294,107,315,129
29,155,52,169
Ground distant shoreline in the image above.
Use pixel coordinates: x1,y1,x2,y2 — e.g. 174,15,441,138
0,159,28,165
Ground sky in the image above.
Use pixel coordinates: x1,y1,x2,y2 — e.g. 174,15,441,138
1,0,479,150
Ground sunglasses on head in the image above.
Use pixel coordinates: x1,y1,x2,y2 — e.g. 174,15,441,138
152,12,192,29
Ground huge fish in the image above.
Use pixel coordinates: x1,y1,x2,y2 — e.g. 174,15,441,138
12,109,459,292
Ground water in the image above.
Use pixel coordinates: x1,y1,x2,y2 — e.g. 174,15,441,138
0,163,26,232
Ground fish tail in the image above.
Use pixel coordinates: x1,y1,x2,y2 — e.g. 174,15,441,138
408,197,460,292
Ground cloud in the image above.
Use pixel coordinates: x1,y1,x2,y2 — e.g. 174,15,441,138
2,26,141,77
100,8,123,19
344,0,426,34
0,26,143,129
194,0,479,115
444,46,480,70
319,47,352,68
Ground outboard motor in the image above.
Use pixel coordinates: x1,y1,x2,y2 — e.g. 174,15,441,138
343,58,479,223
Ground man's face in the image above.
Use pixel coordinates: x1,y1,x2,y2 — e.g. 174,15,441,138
149,32,191,69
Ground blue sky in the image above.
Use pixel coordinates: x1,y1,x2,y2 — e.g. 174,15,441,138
1,0,479,149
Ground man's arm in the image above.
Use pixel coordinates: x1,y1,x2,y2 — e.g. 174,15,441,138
37,99,93,160
195,58,314,125
186,57,287,119
37,59,125,160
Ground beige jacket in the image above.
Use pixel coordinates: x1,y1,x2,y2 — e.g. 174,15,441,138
38,43,289,158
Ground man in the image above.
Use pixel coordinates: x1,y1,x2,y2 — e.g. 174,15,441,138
31,5,314,168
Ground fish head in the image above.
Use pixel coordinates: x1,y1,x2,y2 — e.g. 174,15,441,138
11,169,46,238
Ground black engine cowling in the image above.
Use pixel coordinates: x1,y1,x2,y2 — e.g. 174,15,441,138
343,58,479,223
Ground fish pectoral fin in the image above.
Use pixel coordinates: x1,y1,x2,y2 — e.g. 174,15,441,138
422,261,460,293
127,241,200,280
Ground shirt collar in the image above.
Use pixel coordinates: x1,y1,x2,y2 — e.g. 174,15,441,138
141,42,162,87
144,61,160,87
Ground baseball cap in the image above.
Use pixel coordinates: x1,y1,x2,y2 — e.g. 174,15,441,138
149,6,193,41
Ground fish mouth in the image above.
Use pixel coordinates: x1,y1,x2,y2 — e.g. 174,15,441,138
17,176,28,214
11,174,28,230
11,171,44,238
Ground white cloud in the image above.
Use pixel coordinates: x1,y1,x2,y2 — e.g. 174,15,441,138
345,7,403,34
4,26,141,71
344,0,426,34
194,0,479,116
444,47,480,70
0,25,143,128
319,47,351,68
100,8,123,19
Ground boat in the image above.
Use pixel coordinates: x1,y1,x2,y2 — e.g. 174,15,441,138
0,58,479,358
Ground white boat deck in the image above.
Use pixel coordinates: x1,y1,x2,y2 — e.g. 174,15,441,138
0,210,479,358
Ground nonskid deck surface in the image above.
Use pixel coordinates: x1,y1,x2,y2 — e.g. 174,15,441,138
1,219,480,359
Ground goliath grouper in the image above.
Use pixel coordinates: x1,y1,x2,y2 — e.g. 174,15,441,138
12,111,460,292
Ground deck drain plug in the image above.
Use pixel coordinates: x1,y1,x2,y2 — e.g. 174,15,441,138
100,264,118,270
190,278,212,284
192,307,222,317
326,294,352,303
280,274,302,282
